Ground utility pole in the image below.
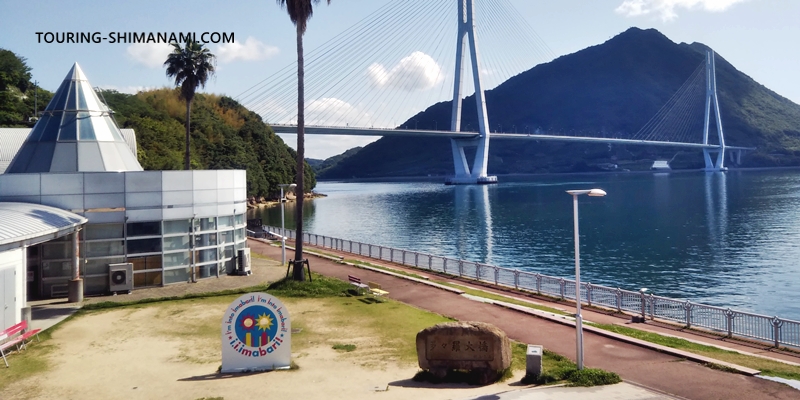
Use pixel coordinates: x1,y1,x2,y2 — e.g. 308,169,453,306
33,80,38,121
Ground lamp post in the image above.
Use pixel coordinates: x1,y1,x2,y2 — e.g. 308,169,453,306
278,183,297,266
566,188,607,370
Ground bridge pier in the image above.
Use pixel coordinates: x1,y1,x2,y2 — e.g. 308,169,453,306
702,50,727,172
446,0,497,185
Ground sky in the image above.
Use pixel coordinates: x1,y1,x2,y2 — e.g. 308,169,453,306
1,0,798,159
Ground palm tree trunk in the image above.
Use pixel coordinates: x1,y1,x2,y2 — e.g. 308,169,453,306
292,23,306,281
184,97,192,170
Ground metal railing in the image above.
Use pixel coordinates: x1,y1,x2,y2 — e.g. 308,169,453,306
258,226,800,348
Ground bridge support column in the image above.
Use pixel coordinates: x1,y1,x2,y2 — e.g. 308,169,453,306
446,0,497,185
702,50,727,172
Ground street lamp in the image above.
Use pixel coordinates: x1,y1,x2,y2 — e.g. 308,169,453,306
566,188,607,370
278,183,297,266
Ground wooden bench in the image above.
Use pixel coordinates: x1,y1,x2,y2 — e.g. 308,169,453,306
0,320,41,367
348,275,370,294
367,281,389,297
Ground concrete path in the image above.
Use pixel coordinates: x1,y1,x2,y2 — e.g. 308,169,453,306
247,239,800,400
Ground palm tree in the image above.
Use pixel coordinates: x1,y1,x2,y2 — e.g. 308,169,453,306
164,40,216,170
277,0,330,281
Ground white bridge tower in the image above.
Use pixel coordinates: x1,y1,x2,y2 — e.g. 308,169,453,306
446,0,497,185
703,50,727,171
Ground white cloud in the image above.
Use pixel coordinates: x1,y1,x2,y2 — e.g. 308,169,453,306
366,51,443,91
615,0,749,21
216,37,279,64
126,43,173,68
305,97,372,127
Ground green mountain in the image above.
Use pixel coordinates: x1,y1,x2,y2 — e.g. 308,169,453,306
0,48,54,126
307,146,362,176
100,89,315,197
317,28,800,179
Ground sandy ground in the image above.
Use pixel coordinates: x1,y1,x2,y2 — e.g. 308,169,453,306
4,283,527,400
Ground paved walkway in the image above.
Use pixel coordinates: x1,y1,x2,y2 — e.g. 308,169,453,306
26,239,800,399
247,239,800,400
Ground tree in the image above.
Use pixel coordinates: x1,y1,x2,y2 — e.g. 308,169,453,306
164,40,216,170
277,0,330,281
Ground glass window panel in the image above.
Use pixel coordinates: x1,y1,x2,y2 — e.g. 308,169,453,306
40,112,63,141
196,217,215,231
85,240,124,257
83,276,108,295
224,245,234,259
84,257,125,275
194,233,217,248
218,216,233,228
127,221,161,237
85,223,124,240
235,228,244,242
219,230,233,245
65,81,77,109
46,80,70,111
164,235,190,251
164,219,191,235
194,248,217,263
78,112,95,140
164,251,190,268
235,214,244,226
59,112,77,140
77,84,88,110
134,270,163,288
127,238,161,254
129,255,162,271
42,242,71,260
41,261,71,278
197,264,218,279
163,268,190,284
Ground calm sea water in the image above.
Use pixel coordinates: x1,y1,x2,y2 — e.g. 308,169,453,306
249,169,800,319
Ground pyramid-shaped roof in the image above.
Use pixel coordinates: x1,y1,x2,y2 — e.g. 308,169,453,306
5,63,143,173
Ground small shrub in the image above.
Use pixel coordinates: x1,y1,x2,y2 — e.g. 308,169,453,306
332,343,357,352
566,368,621,387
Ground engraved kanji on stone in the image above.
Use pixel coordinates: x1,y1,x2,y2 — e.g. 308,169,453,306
452,340,461,352
465,341,475,351
478,340,489,352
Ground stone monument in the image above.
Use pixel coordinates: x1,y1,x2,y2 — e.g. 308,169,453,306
416,321,511,384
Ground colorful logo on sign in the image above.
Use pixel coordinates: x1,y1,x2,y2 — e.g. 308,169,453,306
224,294,288,358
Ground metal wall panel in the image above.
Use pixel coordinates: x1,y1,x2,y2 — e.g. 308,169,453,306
163,191,193,207
84,172,124,194
126,208,163,222
217,189,235,203
193,189,217,204
85,193,124,209
126,192,162,208
193,205,218,219
0,195,41,203
234,187,246,200
233,202,247,214
162,171,193,191
216,170,234,189
40,194,84,211
98,142,126,171
233,170,246,189
193,171,217,190
125,171,161,192
163,206,193,220
0,174,41,196
76,142,105,171
41,173,83,195
217,204,235,216
84,211,125,224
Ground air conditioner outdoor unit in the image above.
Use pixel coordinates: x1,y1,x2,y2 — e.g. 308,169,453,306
109,263,133,294
236,248,252,276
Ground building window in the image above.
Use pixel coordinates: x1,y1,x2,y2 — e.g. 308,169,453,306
195,248,218,263
164,235,190,251
164,267,190,284
218,216,233,229
127,238,161,254
163,251,191,268
194,233,217,248
85,240,125,257
163,219,190,235
127,221,161,237
84,223,124,240
194,217,216,232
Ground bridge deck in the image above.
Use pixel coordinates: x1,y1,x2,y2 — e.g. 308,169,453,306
270,125,755,151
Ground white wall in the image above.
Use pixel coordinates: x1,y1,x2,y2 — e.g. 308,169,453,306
0,248,23,331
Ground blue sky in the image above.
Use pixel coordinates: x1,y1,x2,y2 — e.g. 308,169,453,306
1,0,798,159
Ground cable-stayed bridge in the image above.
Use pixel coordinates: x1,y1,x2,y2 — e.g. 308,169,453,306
239,0,754,184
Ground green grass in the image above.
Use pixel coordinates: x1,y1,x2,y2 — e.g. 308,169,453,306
590,323,800,380
521,349,621,387
332,343,357,352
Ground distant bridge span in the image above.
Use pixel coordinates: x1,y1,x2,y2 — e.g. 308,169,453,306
270,124,755,151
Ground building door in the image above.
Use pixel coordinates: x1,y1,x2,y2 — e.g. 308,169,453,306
0,249,22,331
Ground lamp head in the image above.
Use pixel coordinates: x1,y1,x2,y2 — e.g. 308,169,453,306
566,188,607,197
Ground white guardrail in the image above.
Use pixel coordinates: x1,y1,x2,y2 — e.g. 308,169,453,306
254,226,800,348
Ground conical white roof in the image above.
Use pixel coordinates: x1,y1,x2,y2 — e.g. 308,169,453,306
6,63,143,173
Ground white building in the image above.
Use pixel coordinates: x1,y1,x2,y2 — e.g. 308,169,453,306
0,64,249,329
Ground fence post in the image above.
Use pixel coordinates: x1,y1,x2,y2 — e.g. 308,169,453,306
684,301,693,328
725,309,734,338
536,273,542,295
648,294,655,320
390,248,394,262
349,241,353,253
414,252,419,267
586,283,593,307
773,317,783,348
514,271,520,289
640,291,647,320
358,242,362,255
428,255,432,270
459,260,464,277
402,250,406,265
494,267,499,285
559,278,566,300
615,288,622,313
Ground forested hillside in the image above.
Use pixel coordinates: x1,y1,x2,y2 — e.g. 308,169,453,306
0,48,53,126
318,28,800,179
100,89,314,196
